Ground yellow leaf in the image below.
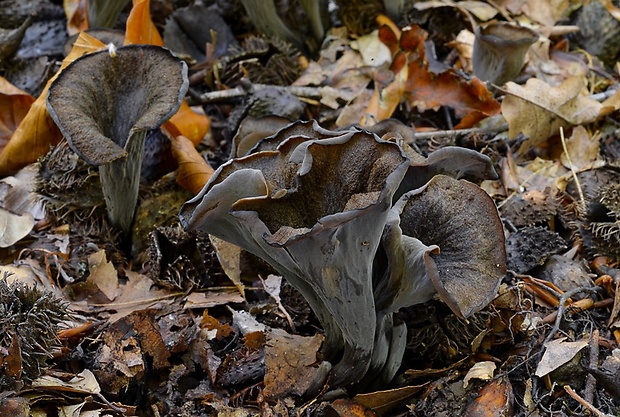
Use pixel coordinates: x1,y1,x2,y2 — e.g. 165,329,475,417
170,134,214,195
0,77,35,152
124,0,163,46
63,0,89,35
166,101,210,146
0,32,106,176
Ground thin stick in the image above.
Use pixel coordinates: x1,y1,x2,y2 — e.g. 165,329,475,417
584,329,599,404
564,385,611,417
560,126,586,214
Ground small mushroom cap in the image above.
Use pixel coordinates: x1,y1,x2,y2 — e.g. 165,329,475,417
395,175,507,317
47,44,188,166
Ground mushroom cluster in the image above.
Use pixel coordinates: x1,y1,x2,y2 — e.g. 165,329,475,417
179,120,506,388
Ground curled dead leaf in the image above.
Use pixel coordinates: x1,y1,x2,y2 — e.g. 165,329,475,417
171,134,215,195
0,32,106,176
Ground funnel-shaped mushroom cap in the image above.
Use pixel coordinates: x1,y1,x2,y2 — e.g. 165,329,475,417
391,175,506,317
47,45,188,233
180,124,409,386
47,45,188,166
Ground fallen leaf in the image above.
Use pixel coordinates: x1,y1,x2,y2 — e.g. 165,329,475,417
464,377,514,417
170,134,214,195
201,311,234,339
560,125,601,171
501,77,602,155
329,399,378,417
183,290,244,309
366,25,500,127
124,0,163,46
209,235,245,297
264,329,329,399
535,337,589,377
463,361,496,388
63,0,89,35
165,101,210,147
0,32,106,176
86,250,120,302
354,384,426,415
0,208,34,248
32,369,101,394
0,77,35,151
522,0,570,26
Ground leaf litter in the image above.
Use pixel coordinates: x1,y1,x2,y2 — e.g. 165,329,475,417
0,0,620,416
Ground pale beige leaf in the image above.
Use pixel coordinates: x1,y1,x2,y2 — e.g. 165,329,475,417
86,250,119,302
522,0,569,26
32,369,101,394
560,125,601,171
502,77,602,154
535,337,588,377
209,235,245,298
458,1,499,21
463,361,496,388
0,208,34,248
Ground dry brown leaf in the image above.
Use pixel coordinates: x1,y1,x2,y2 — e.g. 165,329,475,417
561,125,601,171
86,250,120,302
535,337,588,377
170,134,214,195
63,0,89,35
164,101,210,146
463,361,496,388
366,25,500,128
522,0,570,26
263,328,328,400
183,290,245,309
330,399,378,417
201,311,234,339
0,32,106,176
209,235,246,298
0,77,35,151
600,87,620,117
354,385,426,415
0,208,34,248
464,377,514,417
32,369,101,394
123,0,163,46
502,77,602,155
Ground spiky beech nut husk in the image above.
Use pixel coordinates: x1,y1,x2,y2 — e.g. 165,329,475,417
0,273,70,390
145,226,225,291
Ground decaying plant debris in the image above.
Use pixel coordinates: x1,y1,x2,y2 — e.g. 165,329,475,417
1,0,620,416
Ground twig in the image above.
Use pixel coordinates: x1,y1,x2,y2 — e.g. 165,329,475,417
543,286,601,345
584,329,599,404
190,83,324,105
409,123,509,143
560,126,586,215
564,385,612,417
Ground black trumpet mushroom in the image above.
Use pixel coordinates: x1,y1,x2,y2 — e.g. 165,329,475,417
179,120,506,389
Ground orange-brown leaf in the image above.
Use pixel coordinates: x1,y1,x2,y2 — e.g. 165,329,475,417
464,377,514,417
165,101,210,146
171,134,214,195
64,0,89,35
0,32,106,176
124,0,163,46
0,77,35,152
403,49,499,121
